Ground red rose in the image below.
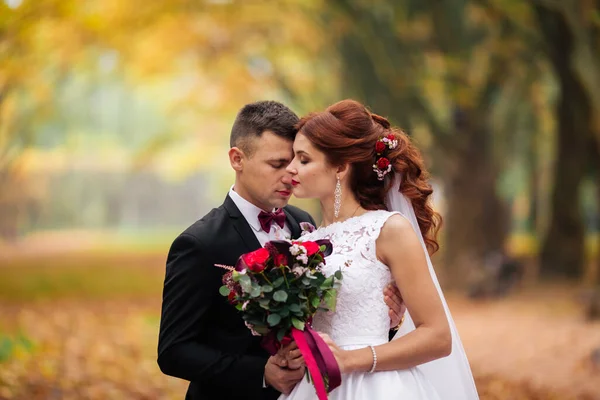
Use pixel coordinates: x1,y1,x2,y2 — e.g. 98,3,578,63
303,241,320,256
242,248,270,273
274,253,288,266
386,134,395,141
377,157,390,169
375,141,386,153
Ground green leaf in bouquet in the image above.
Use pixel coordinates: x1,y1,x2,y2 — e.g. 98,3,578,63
289,303,301,313
235,303,243,311
244,316,264,327
258,298,270,308
269,304,282,312
267,313,282,327
250,286,262,298
273,290,288,303
313,275,325,286
279,306,290,317
310,295,321,308
334,270,343,280
298,292,307,300
219,285,231,296
324,289,337,311
301,277,312,286
254,325,270,335
322,276,334,288
262,285,273,293
273,277,285,288
277,327,287,342
291,317,305,331
239,274,252,292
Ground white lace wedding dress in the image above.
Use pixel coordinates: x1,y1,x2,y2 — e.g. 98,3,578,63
280,210,442,400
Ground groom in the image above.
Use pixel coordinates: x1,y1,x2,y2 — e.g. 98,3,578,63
157,101,405,400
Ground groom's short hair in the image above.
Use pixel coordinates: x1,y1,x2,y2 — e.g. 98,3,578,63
230,101,299,156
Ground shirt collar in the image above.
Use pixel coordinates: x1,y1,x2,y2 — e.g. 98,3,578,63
229,186,274,232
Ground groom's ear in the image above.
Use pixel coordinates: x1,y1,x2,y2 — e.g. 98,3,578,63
229,147,245,171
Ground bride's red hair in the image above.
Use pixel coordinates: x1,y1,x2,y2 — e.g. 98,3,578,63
296,99,442,254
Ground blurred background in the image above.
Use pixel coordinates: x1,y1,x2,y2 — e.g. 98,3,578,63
0,0,599,399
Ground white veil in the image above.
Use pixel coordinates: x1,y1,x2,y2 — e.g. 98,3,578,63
386,174,479,399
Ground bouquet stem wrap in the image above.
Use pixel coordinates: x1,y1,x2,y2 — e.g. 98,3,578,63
292,326,341,399
263,326,341,399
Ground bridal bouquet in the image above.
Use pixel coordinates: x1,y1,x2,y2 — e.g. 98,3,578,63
217,239,343,399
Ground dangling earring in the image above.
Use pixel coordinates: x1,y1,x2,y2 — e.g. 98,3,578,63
334,176,342,219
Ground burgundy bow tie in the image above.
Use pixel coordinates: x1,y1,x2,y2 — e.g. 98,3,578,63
258,209,286,232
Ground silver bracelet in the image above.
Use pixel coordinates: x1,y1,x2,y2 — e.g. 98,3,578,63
368,345,377,373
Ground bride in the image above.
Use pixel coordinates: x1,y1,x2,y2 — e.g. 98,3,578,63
279,100,479,399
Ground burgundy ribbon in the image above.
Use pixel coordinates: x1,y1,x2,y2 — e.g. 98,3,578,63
291,327,342,399
304,328,342,390
261,326,341,399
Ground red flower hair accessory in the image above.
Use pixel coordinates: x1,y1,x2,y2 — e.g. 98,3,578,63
373,134,398,180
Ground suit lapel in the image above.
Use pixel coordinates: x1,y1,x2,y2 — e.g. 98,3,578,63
223,195,262,252
283,207,302,239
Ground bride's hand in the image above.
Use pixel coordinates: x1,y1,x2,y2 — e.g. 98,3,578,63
318,333,349,373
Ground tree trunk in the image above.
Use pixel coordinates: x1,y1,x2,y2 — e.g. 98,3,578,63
585,135,600,287
441,109,509,288
536,5,592,279
539,97,588,278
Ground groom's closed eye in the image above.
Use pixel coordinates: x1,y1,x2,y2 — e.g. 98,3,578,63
268,159,290,169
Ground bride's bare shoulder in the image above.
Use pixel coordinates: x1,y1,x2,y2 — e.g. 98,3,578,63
376,213,421,256
379,213,413,237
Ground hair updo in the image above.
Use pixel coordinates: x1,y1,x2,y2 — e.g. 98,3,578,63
296,99,441,254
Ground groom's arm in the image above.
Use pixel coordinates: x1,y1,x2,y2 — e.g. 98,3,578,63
157,232,269,398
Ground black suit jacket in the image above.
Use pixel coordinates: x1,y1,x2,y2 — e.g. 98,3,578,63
158,195,315,400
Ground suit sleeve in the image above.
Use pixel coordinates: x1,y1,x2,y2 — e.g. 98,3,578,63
157,233,269,398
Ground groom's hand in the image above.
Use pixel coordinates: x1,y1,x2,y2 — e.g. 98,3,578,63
384,283,406,329
264,355,305,395
281,341,305,370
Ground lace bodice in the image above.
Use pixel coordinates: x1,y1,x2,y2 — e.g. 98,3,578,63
302,210,399,347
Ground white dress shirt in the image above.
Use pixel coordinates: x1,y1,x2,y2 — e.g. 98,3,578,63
229,186,291,245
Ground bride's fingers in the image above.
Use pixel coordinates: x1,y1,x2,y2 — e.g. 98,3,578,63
318,333,339,350
317,332,331,342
